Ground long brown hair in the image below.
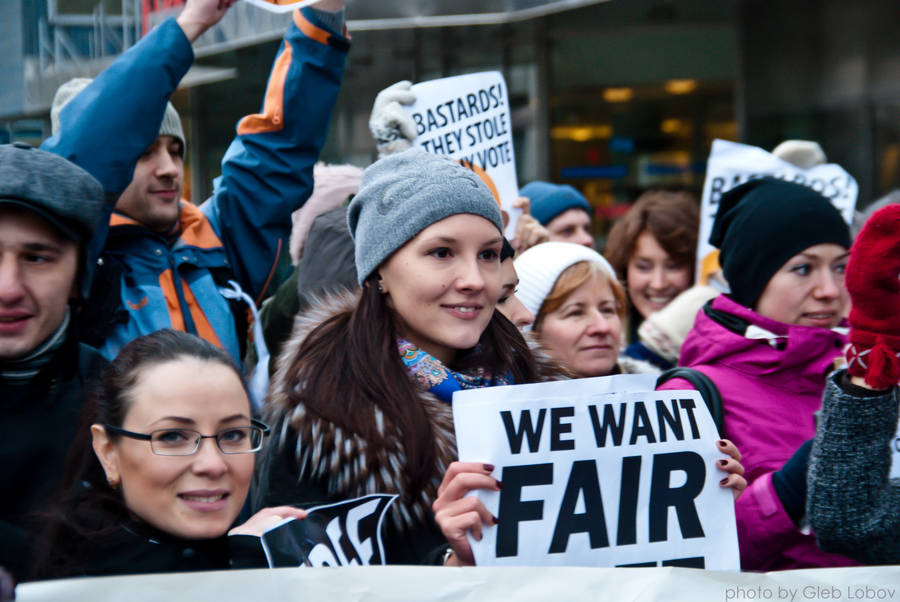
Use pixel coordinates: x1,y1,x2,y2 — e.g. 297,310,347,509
268,276,541,497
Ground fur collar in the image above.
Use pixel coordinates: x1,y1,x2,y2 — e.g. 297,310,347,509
265,290,564,533
617,354,662,376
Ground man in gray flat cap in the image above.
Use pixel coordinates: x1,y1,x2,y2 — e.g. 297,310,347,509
0,143,108,581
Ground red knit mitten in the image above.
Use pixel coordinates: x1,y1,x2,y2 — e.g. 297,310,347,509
845,204,900,389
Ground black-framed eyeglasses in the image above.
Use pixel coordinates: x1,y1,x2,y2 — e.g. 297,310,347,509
103,420,270,456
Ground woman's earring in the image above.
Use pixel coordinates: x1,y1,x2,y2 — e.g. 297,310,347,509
107,477,120,489
377,283,385,293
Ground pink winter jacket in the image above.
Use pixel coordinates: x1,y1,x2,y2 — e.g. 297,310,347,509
658,294,858,571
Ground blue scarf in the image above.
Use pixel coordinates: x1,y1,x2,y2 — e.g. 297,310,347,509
397,339,512,404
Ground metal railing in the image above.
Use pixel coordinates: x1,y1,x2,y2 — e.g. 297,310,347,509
37,0,141,71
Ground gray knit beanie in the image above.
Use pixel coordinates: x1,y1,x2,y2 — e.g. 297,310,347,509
51,78,186,153
347,148,504,284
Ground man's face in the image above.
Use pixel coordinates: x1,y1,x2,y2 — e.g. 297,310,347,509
0,207,78,360
115,135,184,234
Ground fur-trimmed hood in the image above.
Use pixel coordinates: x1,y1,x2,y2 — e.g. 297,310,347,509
262,290,565,533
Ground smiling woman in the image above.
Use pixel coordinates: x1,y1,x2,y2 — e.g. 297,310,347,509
254,148,562,564
31,330,305,579
604,190,699,344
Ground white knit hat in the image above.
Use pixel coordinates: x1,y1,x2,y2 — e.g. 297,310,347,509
513,241,615,331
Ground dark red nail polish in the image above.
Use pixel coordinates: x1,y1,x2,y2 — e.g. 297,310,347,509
720,477,729,486
718,459,728,467
492,515,499,525
717,440,727,448
483,464,495,472
496,479,503,490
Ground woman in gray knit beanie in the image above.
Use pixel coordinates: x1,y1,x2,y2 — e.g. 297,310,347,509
255,148,560,565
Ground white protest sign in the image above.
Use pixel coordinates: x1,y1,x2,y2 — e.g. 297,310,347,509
452,374,739,570
16,565,900,602
242,0,320,13
407,72,520,237
696,139,858,285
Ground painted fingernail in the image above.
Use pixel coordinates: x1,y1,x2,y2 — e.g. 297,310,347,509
483,464,495,472
718,459,728,467
720,477,729,486
717,440,727,448
496,480,503,490
492,515,499,525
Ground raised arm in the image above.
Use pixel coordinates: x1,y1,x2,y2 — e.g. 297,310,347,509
201,3,349,300
41,0,234,196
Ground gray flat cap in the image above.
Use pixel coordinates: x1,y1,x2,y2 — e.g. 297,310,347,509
0,142,105,244
348,148,503,283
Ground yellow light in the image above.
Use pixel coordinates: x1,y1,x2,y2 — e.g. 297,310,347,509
665,79,697,95
569,127,593,142
603,87,633,103
550,125,614,141
660,118,683,134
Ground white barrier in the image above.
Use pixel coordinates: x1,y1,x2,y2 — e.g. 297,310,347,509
18,565,900,602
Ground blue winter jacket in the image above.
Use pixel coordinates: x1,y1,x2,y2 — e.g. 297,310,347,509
42,8,349,364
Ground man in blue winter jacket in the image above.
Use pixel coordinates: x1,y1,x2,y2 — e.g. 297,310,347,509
42,0,349,369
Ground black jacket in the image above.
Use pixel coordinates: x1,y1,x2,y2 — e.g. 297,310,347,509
0,335,106,580
36,510,268,580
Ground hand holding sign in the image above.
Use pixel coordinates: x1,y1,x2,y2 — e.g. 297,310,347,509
716,439,746,500
369,81,418,159
228,505,308,537
176,0,238,42
433,462,501,566
511,197,550,255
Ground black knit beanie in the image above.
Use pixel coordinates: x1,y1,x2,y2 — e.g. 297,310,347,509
710,178,851,308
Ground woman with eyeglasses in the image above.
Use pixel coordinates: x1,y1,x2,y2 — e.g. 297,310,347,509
31,329,303,579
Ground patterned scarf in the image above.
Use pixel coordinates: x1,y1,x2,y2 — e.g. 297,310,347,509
397,338,513,404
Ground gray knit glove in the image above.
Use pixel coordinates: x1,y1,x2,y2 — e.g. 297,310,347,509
369,80,418,158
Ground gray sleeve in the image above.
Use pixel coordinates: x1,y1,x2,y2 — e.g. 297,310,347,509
807,370,900,564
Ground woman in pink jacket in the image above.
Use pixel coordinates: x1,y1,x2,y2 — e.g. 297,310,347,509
658,178,858,570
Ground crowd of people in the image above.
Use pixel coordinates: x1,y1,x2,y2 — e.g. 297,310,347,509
2,0,898,593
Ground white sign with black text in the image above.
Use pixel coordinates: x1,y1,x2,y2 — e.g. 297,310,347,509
452,374,740,570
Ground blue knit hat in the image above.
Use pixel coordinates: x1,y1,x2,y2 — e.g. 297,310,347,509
520,181,591,226
348,148,504,284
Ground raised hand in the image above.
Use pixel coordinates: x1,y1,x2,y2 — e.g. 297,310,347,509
176,0,238,43
845,205,900,389
511,197,550,255
369,81,418,158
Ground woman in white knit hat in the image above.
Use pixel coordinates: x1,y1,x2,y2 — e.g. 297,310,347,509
513,241,658,378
